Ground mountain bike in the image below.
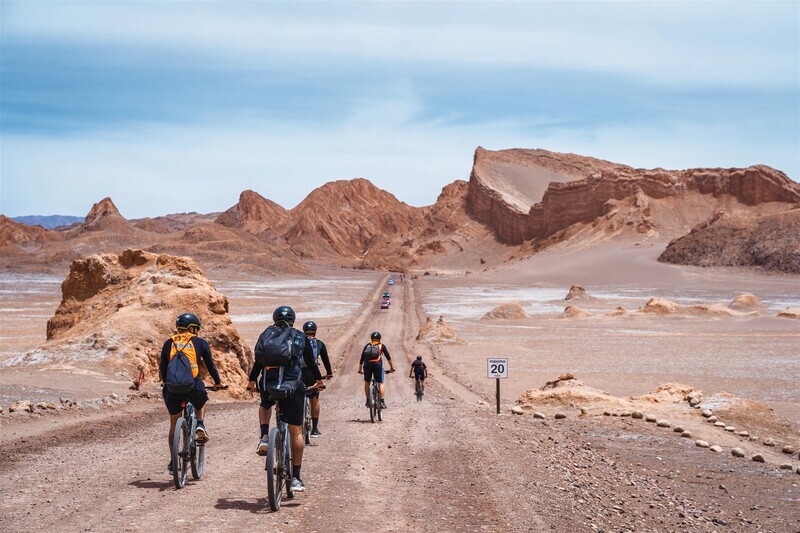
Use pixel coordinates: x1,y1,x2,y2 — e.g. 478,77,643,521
171,384,227,489
414,377,424,402
369,369,393,423
266,383,324,511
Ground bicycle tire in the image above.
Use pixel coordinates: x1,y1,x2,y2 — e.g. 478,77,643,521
285,431,294,500
369,385,376,423
266,428,282,511
191,442,205,479
171,417,188,489
303,398,311,445
375,383,382,421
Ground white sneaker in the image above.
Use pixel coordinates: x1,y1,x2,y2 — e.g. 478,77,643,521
290,477,305,492
256,437,269,456
195,425,210,443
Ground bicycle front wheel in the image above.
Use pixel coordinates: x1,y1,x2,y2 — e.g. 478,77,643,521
303,398,311,444
191,442,205,479
266,428,282,511
369,388,376,423
172,418,188,489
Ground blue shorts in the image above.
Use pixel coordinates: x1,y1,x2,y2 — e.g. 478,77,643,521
163,378,208,416
363,362,384,383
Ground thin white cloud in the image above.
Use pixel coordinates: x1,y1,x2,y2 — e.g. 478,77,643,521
3,1,797,87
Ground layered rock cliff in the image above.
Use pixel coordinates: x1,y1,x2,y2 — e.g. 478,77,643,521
467,148,800,245
0,215,52,246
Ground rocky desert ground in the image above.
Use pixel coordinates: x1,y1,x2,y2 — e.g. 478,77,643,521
1,148,799,532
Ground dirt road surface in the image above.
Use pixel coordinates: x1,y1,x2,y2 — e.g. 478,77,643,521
1,276,798,532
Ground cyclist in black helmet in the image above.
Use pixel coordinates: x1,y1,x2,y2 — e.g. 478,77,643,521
409,355,428,394
301,321,333,437
159,313,226,474
247,306,324,492
358,331,395,409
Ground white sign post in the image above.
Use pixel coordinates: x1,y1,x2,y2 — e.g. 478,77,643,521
487,358,508,414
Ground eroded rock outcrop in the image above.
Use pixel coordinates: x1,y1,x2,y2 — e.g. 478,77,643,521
416,315,463,344
658,208,800,273
482,302,528,320
215,190,289,237
0,215,51,246
9,250,253,396
81,197,132,233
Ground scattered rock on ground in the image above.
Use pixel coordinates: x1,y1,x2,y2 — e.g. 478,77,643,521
560,305,593,319
738,431,750,437
777,307,800,319
752,454,765,463
482,302,528,320
782,445,795,454
657,420,670,428
645,414,657,422
702,409,713,418
707,415,718,422
673,427,684,433
631,411,643,419
779,463,793,470
416,315,464,344
682,431,692,438
696,440,710,448
729,294,765,311
510,406,524,415
731,448,745,458
724,426,735,432
533,412,545,419
554,413,567,419
714,421,726,427
764,438,775,446
710,445,723,453
9,401,34,413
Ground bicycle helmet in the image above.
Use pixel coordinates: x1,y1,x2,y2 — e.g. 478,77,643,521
176,313,201,330
272,305,296,326
370,331,381,341
416,355,422,361
302,320,317,334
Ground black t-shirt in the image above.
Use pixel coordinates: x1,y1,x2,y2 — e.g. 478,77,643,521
411,360,427,375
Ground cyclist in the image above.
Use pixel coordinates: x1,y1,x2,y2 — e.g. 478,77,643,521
247,306,324,492
159,312,226,474
358,331,395,409
302,321,333,438
409,355,428,394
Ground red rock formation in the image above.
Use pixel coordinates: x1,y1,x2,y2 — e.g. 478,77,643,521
0,215,51,246
81,197,133,233
215,190,289,237
286,178,421,259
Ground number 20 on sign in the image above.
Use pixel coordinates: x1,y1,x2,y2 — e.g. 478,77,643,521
487,358,508,379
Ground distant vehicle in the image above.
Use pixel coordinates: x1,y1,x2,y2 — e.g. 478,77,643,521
380,299,390,309
382,292,390,299
388,277,394,285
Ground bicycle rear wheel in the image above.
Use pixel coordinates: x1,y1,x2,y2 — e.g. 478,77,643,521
266,428,283,511
369,386,376,423
375,384,383,422
416,380,423,402
171,418,188,489
285,433,294,500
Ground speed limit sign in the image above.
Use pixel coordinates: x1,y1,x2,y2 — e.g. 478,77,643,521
487,358,508,379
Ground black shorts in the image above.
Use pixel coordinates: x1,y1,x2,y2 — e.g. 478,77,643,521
302,368,319,398
413,372,425,381
362,362,384,383
259,383,306,426
163,378,208,416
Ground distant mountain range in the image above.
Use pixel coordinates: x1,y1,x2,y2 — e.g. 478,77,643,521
11,215,84,229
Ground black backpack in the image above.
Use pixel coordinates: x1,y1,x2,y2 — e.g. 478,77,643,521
254,325,297,366
165,340,195,393
364,343,382,363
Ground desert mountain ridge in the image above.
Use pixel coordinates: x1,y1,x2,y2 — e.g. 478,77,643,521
2,147,798,274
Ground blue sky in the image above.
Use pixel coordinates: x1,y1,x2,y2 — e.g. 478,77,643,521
1,1,798,218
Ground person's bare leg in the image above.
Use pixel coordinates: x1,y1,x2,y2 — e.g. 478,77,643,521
289,424,304,465
364,381,370,400
310,396,320,418
379,382,385,400
168,413,181,454
259,405,272,425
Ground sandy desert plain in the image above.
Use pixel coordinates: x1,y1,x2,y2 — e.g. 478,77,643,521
1,148,799,531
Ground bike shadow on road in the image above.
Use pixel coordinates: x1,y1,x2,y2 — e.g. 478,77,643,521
216,497,300,513
346,418,377,424
128,479,174,492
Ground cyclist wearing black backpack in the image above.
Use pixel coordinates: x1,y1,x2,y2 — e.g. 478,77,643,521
358,331,396,409
247,306,324,492
159,313,226,474
301,321,333,438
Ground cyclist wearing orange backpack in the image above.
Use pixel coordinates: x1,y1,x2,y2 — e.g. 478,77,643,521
358,331,395,409
159,313,225,474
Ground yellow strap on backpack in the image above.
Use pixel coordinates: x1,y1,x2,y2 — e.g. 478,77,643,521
367,343,382,363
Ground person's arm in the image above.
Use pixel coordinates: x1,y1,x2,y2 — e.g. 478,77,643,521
424,363,428,378
382,345,395,371
303,341,323,381
195,338,222,385
248,361,264,382
159,340,171,382
358,345,366,373
318,340,333,377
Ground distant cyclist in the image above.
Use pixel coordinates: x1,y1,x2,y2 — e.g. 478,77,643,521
302,321,333,438
358,331,395,409
247,306,324,492
409,355,428,394
159,313,226,474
